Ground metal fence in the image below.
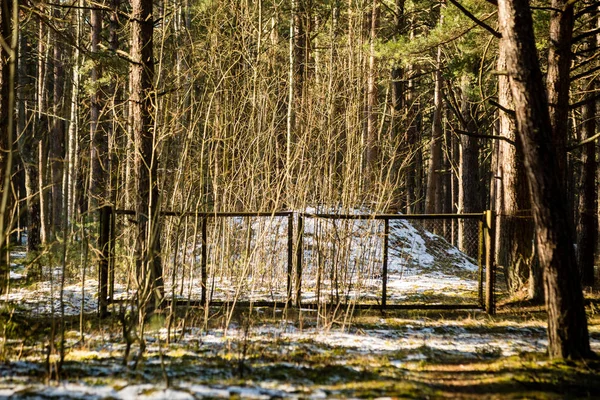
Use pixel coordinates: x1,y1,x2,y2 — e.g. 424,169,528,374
98,208,495,314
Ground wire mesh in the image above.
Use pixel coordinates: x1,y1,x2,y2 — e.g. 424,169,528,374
110,213,291,304
300,217,383,305
300,215,483,307
108,211,485,308
386,218,481,306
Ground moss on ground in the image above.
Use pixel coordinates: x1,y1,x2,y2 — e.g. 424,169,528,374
1,303,600,398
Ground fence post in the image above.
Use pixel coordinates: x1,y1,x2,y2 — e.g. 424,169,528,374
201,216,207,306
108,205,115,303
382,218,389,309
478,216,484,307
287,213,294,306
98,205,111,317
296,214,303,307
484,210,496,315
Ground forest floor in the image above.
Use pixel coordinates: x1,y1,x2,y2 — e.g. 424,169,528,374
2,227,600,399
1,297,600,399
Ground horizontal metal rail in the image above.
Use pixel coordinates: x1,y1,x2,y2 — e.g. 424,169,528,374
111,209,485,220
112,209,293,218
302,212,485,220
109,298,482,311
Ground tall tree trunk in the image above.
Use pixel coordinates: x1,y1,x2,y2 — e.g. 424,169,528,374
497,0,591,360
546,0,574,187
286,0,297,205
131,0,163,311
0,0,17,293
442,114,453,239
425,45,443,215
494,36,538,299
67,1,82,226
50,6,65,236
458,75,479,257
17,21,41,253
391,0,405,211
365,0,379,182
109,0,121,211
451,117,459,244
576,8,598,287
89,4,108,212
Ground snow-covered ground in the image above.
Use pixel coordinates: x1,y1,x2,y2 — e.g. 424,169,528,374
2,228,599,399
1,319,599,399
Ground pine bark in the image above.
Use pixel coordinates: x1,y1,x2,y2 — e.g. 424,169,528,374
365,0,379,179
50,6,65,235
89,5,108,210
494,35,538,299
17,30,41,252
546,0,574,186
576,8,598,287
131,0,163,310
0,0,14,292
497,0,591,359
425,45,443,215
458,75,479,257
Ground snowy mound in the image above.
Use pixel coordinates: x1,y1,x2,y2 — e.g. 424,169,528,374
388,219,478,274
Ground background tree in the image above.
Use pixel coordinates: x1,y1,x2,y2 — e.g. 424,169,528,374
574,0,598,287
0,0,17,293
130,0,163,313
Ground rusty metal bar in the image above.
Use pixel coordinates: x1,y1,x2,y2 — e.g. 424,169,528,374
112,209,482,220
201,216,207,306
296,214,303,307
302,212,484,220
113,209,293,218
108,205,115,304
382,219,389,309
484,210,496,315
478,216,484,307
287,213,294,306
109,298,482,311
98,206,111,317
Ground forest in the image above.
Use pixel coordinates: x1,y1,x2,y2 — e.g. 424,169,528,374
0,0,600,398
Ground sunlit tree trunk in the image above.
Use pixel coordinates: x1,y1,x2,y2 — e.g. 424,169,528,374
498,0,591,360
36,20,50,244
458,75,480,256
425,44,443,215
365,0,379,182
494,36,537,300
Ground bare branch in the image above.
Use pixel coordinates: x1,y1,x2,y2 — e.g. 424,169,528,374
455,129,516,146
571,65,600,82
447,0,501,38
570,92,600,110
567,131,600,151
573,27,600,43
488,99,516,118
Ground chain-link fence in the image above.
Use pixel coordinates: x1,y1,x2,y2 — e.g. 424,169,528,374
106,211,293,307
101,209,490,311
297,214,485,308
